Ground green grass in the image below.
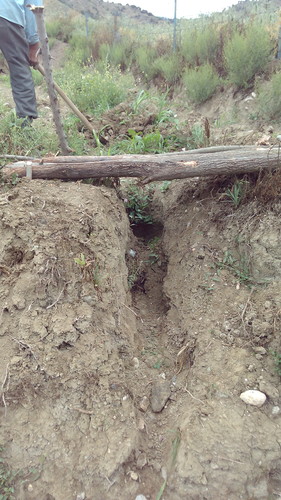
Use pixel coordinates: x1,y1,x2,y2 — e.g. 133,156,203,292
0,110,58,157
224,179,248,208
215,249,254,286
55,62,134,117
155,429,181,500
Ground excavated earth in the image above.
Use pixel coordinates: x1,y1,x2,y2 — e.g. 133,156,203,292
0,175,280,500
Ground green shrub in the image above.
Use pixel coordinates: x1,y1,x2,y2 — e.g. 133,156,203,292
90,21,114,60
257,71,281,121
68,33,93,63
181,29,198,66
135,46,158,81
107,41,134,70
46,16,76,42
181,24,221,66
153,54,182,85
224,23,272,87
183,64,220,104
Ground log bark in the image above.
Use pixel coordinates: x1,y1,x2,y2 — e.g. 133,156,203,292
2,146,281,183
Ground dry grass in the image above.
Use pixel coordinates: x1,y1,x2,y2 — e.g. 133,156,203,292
252,169,281,203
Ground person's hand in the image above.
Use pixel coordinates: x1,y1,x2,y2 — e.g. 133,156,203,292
29,42,40,67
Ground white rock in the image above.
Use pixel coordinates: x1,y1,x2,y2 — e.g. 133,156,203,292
240,390,266,407
272,406,280,417
129,471,139,481
133,357,140,369
135,496,148,500
76,494,85,500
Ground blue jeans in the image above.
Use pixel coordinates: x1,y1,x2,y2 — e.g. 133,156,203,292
0,17,37,118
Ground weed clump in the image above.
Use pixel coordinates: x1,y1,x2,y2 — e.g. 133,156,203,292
124,184,154,226
224,179,248,208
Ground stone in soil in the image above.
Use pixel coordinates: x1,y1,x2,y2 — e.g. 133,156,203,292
150,380,171,412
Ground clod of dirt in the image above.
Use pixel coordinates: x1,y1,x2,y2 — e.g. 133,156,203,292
259,380,279,404
150,380,171,412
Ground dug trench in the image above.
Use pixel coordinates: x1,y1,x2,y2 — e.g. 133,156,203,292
0,177,280,500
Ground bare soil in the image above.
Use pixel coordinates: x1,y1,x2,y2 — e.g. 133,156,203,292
0,172,280,500
0,54,281,500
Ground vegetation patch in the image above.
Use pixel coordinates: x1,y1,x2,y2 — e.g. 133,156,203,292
124,184,154,226
183,64,220,104
224,23,273,88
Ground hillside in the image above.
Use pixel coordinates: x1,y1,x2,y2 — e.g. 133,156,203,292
44,0,164,23
44,0,281,23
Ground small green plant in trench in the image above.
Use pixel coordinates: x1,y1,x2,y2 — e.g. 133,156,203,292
124,184,154,225
147,236,161,265
160,181,171,193
155,428,181,500
0,446,44,500
74,253,87,268
0,447,16,500
224,180,247,208
216,249,253,285
74,253,100,287
131,89,150,114
271,351,281,376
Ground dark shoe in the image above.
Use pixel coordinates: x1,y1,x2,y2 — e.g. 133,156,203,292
20,117,33,128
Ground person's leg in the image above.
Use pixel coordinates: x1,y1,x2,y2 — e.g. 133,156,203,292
0,17,37,118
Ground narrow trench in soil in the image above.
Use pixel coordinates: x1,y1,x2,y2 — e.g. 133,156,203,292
130,220,168,367
126,217,179,496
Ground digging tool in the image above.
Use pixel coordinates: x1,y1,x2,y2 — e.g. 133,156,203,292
36,63,94,134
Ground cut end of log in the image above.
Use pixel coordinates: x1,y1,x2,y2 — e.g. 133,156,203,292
181,161,198,168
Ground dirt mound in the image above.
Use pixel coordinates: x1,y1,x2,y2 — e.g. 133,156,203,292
0,178,280,499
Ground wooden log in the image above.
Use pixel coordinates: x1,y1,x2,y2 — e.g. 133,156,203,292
31,6,71,155
2,147,280,183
